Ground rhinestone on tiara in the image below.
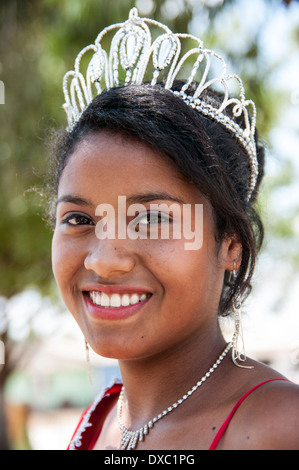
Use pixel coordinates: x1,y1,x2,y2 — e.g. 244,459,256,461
62,7,258,200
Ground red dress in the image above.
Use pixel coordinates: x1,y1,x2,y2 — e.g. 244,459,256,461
67,378,288,450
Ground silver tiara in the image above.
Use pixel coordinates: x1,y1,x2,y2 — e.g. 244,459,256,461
63,7,258,200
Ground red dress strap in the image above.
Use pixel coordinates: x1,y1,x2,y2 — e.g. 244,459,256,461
209,378,289,450
67,381,122,450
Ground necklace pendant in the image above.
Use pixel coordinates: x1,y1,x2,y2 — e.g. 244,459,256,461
121,422,151,450
121,427,140,450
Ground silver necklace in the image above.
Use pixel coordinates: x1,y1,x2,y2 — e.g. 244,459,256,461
117,342,232,450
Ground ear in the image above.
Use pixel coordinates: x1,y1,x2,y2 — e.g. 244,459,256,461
219,234,242,272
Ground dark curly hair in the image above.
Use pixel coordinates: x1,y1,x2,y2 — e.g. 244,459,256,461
47,81,265,317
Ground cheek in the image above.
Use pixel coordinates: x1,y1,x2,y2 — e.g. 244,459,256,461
145,240,205,295
51,231,65,286
150,237,222,309
51,231,83,294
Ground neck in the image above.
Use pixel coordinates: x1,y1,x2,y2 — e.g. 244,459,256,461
117,324,227,429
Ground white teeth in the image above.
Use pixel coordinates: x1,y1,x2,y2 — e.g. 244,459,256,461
110,293,121,308
121,294,130,307
101,292,110,307
89,291,150,308
130,294,140,305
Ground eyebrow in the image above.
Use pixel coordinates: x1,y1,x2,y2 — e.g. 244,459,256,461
126,192,186,205
56,195,93,208
56,192,186,208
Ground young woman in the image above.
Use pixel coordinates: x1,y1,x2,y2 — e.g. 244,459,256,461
49,9,299,450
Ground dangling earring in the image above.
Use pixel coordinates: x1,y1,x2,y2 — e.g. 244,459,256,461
231,263,253,369
84,338,93,383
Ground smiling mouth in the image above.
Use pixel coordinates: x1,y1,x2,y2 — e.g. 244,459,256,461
87,291,152,308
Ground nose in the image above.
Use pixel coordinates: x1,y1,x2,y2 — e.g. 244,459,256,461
84,237,136,279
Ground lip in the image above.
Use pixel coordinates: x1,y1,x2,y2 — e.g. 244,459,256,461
82,285,152,321
82,284,153,295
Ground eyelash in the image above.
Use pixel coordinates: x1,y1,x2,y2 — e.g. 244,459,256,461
63,213,94,226
135,211,171,225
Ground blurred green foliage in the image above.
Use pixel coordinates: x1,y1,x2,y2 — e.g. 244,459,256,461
0,0,298,299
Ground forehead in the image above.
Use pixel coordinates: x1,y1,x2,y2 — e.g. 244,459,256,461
58,132,201,204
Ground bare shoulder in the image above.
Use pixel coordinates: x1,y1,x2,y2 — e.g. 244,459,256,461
251,379,299,449
224,372,299,450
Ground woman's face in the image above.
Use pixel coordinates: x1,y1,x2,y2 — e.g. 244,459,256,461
52,132,239,360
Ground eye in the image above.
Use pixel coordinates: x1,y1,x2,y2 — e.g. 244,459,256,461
63,213,94,226
136,211,171,225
